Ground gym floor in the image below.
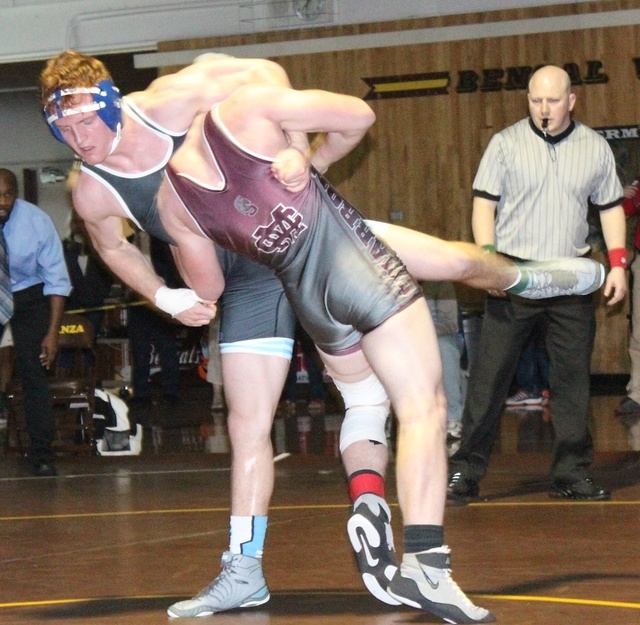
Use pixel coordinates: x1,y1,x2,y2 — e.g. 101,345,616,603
1,382,639,625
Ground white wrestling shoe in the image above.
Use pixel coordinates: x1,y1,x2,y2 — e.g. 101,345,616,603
347,493,401,605
387,546,495,623
167,551,269,618
511,257,605,299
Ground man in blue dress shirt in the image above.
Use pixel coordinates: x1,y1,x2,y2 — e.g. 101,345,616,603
0,168,71,476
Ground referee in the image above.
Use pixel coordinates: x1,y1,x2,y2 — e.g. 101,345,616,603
448,64,627,501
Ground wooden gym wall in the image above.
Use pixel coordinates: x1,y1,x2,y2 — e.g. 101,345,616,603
158,0,640,373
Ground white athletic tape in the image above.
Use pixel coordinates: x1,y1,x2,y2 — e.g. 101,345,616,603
154,286,202,317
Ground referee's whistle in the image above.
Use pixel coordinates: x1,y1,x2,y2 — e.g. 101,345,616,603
541,118,549,130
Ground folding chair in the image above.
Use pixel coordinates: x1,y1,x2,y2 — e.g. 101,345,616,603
4,313,98,455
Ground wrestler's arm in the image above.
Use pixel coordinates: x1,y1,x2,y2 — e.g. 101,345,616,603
224,84,375,168
132,57,312,190
132,56,294,133
72,176,216,326
241,86,508,287
285,91,374,169
156,179,226,303
239,86,516,293
235,87,513,292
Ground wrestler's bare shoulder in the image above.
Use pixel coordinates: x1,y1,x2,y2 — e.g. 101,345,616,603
72,171,129,222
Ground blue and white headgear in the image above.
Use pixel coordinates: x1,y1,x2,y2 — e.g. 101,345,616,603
44,79,122,143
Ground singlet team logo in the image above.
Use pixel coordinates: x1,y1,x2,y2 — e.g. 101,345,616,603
251,204,308,254
234,195,259,217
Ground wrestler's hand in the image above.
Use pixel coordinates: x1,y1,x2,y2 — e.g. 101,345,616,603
173,301,217,327
487,289,508,298
154,286,217,326
271,147,310,193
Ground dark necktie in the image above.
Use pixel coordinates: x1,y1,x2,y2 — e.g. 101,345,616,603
0,224,13,325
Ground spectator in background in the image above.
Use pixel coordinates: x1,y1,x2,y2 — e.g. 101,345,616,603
504,325,549,408
0,168,71,476
58,210,114,373
62,210,113,334
282,321,326,416
421,281,465,456
127,232,181,427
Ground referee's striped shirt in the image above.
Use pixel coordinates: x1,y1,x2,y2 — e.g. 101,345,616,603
472,117,623,261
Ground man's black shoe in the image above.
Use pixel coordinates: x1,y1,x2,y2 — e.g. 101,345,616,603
549,477,610,501
33,462,58,477
447,471,479,499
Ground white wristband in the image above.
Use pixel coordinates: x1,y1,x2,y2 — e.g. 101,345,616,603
154,286,202,317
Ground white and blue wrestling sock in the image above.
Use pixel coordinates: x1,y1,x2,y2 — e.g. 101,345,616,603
229,516,268,558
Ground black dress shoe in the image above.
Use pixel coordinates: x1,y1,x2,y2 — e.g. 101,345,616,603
33,462,58,477
447,471,480,499
549,477,610,501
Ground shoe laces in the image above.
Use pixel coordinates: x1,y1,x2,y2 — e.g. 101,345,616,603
421,547,483,612
442,569,484,612
196,553,244,598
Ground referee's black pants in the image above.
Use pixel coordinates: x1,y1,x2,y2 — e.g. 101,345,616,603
11,284,56,466
449,292,596,485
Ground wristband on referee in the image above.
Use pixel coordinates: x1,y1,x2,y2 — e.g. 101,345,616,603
481,244,496,253
608,247,628,269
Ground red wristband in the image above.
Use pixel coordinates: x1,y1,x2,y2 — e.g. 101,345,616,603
608,247,628,269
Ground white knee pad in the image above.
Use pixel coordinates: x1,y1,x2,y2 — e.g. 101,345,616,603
339,405,390,452
333,374,390,452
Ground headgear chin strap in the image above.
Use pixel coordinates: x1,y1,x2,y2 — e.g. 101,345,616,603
44,79,122,143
